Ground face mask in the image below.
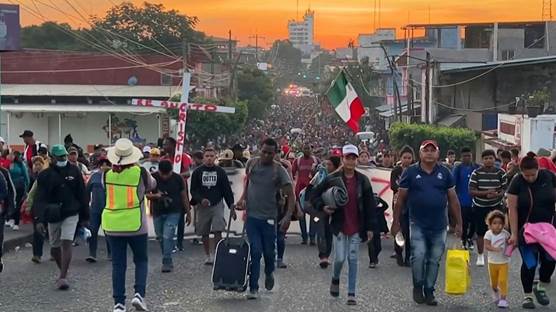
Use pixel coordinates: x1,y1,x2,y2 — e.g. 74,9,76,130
56,160,68,167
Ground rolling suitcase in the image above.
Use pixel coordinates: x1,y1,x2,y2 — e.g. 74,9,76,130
212,211,250,292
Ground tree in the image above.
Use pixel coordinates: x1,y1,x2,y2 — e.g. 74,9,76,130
21,22,88,50
91,2,205,53
237,67,274,119
166,96,248,148
389,123,477,157
267,40,304,88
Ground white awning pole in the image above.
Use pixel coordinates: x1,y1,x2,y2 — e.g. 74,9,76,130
58,113,62,144
108,113,112,146
6,112,9,149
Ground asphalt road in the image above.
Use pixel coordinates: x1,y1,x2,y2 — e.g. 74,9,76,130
0,235,555,312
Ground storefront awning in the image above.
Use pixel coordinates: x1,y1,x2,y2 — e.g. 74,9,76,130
0,104,167,114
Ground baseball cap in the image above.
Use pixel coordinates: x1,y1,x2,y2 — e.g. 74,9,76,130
150,148,161,156
342,144,359,157
420,140,439,151
68,146,78,154
19,130,34,138
0,137,5,143
142,146,152,153
51,144,68,157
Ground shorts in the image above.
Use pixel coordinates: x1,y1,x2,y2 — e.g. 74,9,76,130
473,205,499,236
48,214,79,248
195,201,226,236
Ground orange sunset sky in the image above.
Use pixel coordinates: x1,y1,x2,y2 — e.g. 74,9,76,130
17,0,545,49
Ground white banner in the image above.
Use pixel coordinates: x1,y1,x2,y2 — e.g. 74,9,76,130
132,99,235,114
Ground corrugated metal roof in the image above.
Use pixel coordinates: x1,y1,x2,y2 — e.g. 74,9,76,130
1,84,182,97
441,56,556,73
0,104,166,114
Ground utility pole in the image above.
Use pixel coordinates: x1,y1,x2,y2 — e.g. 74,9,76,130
424,51,431,124
228,30,233,62
249,34,266,62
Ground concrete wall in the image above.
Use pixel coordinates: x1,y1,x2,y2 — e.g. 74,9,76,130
3,111,161,150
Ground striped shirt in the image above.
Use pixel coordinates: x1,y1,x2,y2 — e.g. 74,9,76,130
469,167,507,207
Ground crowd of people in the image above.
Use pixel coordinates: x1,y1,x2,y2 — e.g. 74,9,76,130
1,119,556,311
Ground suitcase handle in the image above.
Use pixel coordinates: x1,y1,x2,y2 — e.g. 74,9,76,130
225,207,247,239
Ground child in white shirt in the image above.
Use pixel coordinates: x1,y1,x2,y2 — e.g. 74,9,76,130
484,210,511,309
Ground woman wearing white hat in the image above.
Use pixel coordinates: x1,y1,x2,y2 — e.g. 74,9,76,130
102,138,156,312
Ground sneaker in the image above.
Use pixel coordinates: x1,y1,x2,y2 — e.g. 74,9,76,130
85,256,97,263
5,219,13,228
12,225,19,231
413,287,425,304
533,283,550,306
176,245,184,252
467,239,475,250
498,299,509,309
0,258,3,273
301,240,308,245
319,258,329,269
31,256,41,264
330,278,340,297
161,263,173,273
476,254,485,267
309,239,316,246
522,296,536,309
204,255,214,266
425,293,438,306
492,289,500,303
346,295,357,305
56,278,69,290
390,252,397,259
246,290,259,300
277,261,288,269
131,293,148,311
113,303,126,312
369,262,377,269
265,273,275,291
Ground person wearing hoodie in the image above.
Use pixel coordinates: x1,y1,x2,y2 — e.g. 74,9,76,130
34,145,89,290
190,147,236,265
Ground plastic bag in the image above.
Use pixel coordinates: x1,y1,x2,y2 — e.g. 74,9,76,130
444,249,471,295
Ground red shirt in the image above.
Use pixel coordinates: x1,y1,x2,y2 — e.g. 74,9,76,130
0,158,11,169
342,175,359,236
25,145,34,168
162,153,192,178
293,156,317,196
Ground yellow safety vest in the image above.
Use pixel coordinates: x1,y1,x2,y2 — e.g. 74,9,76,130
102,166,142,232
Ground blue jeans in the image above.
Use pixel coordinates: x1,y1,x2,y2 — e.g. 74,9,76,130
276,228,286,262
88,212,111,258
107,234,148,305
153,213,180,265
299,213,317,241
333,233,361,295
246,216,276,291
410,223,447,295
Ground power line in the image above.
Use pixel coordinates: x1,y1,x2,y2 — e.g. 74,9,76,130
2,59,181,73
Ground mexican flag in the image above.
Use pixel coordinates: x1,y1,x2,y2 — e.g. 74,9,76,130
326,70,365,133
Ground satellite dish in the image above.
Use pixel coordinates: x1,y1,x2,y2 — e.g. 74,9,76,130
128,76,138,86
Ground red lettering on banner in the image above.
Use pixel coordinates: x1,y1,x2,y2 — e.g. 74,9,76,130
205,104,217,112
178,113,186,121
161,101,169,108
145,99,152,106
174,154,182,164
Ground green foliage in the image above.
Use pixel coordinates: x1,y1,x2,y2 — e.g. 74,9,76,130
237,67,274,119
21,22,88,50
389,123,477,156
267,40,304,88
21,2,206,52
166,97,248,147
528,87,551,107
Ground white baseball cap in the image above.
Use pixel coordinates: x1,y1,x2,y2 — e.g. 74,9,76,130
142,146,152,153
0,137,5,143
342,144,359,157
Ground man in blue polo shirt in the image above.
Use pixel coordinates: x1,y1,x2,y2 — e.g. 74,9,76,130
391,140,462,306
452,147,479,250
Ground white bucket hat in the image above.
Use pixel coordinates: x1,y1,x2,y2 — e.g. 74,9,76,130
107,138,143,166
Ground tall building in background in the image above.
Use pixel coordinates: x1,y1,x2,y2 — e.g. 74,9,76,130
288,9,314,56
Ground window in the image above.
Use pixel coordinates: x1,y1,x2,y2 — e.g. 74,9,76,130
501,49,515,60
161,73,172,86
524,24,545,48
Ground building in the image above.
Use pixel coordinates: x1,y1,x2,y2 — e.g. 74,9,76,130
397,21,556,129
0,50,186,150
288,9,315,57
